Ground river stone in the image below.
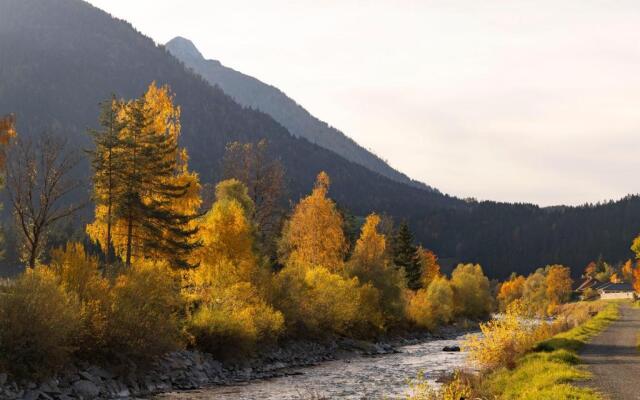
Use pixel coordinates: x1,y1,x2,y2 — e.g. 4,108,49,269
443,345,461,352
73,379,100,399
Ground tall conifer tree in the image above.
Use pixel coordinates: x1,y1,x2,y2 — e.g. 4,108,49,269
87,83,201,268
87,96,124,265
392,221,422,290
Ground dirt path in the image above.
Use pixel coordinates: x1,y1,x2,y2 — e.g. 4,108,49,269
580,303,640,400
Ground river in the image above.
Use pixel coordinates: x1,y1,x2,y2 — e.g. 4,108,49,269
154,333,473,399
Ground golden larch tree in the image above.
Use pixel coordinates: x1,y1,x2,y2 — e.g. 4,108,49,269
279,171,346,271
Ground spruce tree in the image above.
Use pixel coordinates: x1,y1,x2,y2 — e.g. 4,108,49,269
392,221,422,290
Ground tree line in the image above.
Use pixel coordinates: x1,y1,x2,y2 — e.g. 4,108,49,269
0,85,582,378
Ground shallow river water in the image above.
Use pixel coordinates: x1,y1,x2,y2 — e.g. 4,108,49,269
154,333,472,399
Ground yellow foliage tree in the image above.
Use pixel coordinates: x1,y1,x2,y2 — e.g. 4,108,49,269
497,274,526,311
407,276,454,330
545,265,573,313
450,264,493,319
417,247,441,289
621,259,635,283
186,180,283,355
346,213,406,325
279,171,347,272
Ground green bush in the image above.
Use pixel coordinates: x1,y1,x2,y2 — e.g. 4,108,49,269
0,268,80,377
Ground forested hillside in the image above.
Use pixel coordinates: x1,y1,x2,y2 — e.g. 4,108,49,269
1,0,640,278
165,36,434,191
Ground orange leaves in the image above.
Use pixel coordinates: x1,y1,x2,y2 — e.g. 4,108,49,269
417,247,441,289
497,274,526,311
545,265,573,308
352,214,386,269
0,114,16,170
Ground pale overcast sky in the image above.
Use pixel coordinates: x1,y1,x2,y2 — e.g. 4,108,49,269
86,0,640,206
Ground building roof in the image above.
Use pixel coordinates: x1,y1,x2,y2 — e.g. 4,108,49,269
597,282,634,293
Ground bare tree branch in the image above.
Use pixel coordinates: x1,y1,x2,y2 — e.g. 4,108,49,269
6,133,86,268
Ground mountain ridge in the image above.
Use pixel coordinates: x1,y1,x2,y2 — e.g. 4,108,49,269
164,36,436,192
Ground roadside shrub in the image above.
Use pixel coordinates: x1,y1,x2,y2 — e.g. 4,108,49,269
188,282,284,358
0,267,80,377
106,261,184,361
450,264,493,319
407,276,454,330
464,300,539,370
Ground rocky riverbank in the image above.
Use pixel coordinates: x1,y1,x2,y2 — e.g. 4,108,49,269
0,329,466,400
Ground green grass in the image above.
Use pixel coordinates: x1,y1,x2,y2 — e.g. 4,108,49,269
481,302,620,400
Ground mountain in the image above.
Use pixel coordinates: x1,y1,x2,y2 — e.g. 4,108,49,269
165,36,435,192
2,0,640,279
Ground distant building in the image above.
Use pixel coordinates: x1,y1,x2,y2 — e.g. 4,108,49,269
597,282,636,300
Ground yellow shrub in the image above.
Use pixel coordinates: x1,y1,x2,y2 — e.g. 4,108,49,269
407,276,454,330
107,261,184,361
49,242,111,355
464,300,537,370
188,282,284,358
0,268,80,377
274,263,384,337
406,371,473,400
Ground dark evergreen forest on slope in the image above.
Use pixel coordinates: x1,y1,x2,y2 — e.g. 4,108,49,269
1,0,639,278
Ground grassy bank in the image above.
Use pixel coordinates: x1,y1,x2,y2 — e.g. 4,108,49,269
480,302,620,400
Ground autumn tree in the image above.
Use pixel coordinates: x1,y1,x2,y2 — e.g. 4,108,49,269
450,263,493,319
407,276,454,330
621,259,635,283
497,274,526,311
545,265,573,312
521,269,549,316
222,140,285,259
187,179,283,356
417,247,441,289
630,237,640,292
86,84,201,268
346,213,406,323
278,171,346,271
6,134,84,268
392,221,421,290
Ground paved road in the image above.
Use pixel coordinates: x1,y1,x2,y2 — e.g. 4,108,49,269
580,303,640,400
